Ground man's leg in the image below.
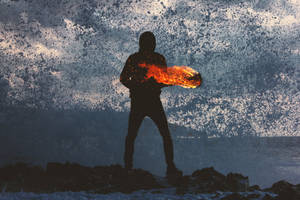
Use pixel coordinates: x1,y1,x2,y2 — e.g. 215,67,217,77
149,99,183,181
124,101,145,170
149,99,176,169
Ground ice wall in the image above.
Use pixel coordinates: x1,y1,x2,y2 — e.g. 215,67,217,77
1,0,299,137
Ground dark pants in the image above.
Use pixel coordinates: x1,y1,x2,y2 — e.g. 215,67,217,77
124,95,175,169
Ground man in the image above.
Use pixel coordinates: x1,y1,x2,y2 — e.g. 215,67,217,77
120,31,182,179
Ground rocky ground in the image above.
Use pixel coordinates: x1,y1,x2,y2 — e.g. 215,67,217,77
0,162,299,200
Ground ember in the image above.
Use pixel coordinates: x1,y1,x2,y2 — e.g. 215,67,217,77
139,63,202,88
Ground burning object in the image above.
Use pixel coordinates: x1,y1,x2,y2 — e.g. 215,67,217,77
139,63,202,88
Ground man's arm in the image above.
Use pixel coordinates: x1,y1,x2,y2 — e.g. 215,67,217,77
120,55,145,89
155,55,173,88
120,56,134,89
142,55,173,88
120,54,172,89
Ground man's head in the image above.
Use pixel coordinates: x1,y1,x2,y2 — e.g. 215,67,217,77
139,31,156,52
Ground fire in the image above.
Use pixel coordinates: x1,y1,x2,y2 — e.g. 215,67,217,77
139,63,202,88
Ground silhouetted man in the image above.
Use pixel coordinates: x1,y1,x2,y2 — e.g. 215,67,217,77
120,31,182,179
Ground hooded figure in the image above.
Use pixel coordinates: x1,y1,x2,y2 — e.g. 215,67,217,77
120,31,182,180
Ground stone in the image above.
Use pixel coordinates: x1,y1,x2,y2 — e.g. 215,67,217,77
226,173,249,192
221,192,248,200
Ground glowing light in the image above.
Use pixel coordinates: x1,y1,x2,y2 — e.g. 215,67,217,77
138,63,202,88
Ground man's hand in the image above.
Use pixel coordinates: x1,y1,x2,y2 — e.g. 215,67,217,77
145,77,173,88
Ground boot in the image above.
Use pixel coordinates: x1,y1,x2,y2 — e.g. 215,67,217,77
166,165,183,185
124,163,135,175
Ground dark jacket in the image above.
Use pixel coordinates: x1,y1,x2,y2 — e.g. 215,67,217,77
120,51,168,98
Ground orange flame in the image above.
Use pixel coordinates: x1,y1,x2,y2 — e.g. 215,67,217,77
139,63,202,88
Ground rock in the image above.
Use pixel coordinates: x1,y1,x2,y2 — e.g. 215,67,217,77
226,173,249,192
221,192,248,200
246,193,261,199
0,162,299,197
93,166,162,193
265,180,293,194
190,168,249,193
46,162,97,192
248,185,261,192
0,162,46,192
175,175,190,194
0,162,162,193
191,167,227,192
192,167,226,182
265,180,300,200
119,168,162,193
262,194,276,200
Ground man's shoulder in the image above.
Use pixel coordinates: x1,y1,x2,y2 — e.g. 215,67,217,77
127,52,139,60
127,52,166,64
153,52,166,59
129,52,165,57
154,52,167,65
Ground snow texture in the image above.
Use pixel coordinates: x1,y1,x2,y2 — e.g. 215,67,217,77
0,0,299,137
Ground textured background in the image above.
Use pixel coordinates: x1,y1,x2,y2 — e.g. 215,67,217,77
0,0,299,186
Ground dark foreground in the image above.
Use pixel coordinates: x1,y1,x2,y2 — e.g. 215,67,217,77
0,163,299,200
